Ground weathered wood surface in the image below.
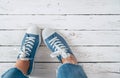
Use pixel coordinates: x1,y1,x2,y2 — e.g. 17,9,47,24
1,30,120,45
0,15,120,30
0,0,120,78
0,0,120,14
0,46,120,62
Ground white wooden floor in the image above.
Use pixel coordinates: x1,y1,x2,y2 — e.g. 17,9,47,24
0,0,120,78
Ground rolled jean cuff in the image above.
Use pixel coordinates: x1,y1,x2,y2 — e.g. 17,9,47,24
1,67,28,78
57,63,87,78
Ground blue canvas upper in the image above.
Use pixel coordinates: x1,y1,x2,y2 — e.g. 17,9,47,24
17,33,40,75
44,32,73,63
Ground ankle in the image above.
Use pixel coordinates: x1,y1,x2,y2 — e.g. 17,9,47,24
15,60,30,74
62,55,78,64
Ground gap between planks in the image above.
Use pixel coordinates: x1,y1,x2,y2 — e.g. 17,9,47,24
0,14,120,16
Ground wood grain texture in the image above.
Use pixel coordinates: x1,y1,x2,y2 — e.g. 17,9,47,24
0,0,120,78
0,0,120,14
0,46,120,62
0,30,120,45
0,15,120,30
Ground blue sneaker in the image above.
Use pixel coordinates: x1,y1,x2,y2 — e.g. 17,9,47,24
42,28,74,63
17,26,41,75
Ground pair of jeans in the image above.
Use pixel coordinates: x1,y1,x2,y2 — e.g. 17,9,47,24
1,63,87,78
1,68,28,78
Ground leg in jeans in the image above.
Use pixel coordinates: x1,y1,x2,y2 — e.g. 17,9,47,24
42,28,87,78
1,26,40,78
57,55,87,78
57,63,87,78
1,68,28,78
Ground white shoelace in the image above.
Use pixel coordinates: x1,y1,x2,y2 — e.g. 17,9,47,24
49,37,70,58
19,36,35,59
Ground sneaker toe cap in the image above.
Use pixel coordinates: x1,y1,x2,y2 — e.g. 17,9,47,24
27,26,40,35
42,28,56,39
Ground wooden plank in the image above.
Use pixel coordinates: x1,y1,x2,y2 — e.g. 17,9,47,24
0,30,120,45
0,15,120,30
0,46,120,62
0,0,120,14
0,63,120,78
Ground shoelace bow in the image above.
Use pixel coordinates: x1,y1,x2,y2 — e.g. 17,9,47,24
49,37,70,58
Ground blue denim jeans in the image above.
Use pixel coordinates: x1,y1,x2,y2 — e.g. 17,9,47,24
1,68,28,78
57,63,87,78
1,63,87,78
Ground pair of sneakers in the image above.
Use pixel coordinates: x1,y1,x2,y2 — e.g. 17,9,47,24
17,26,75,75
